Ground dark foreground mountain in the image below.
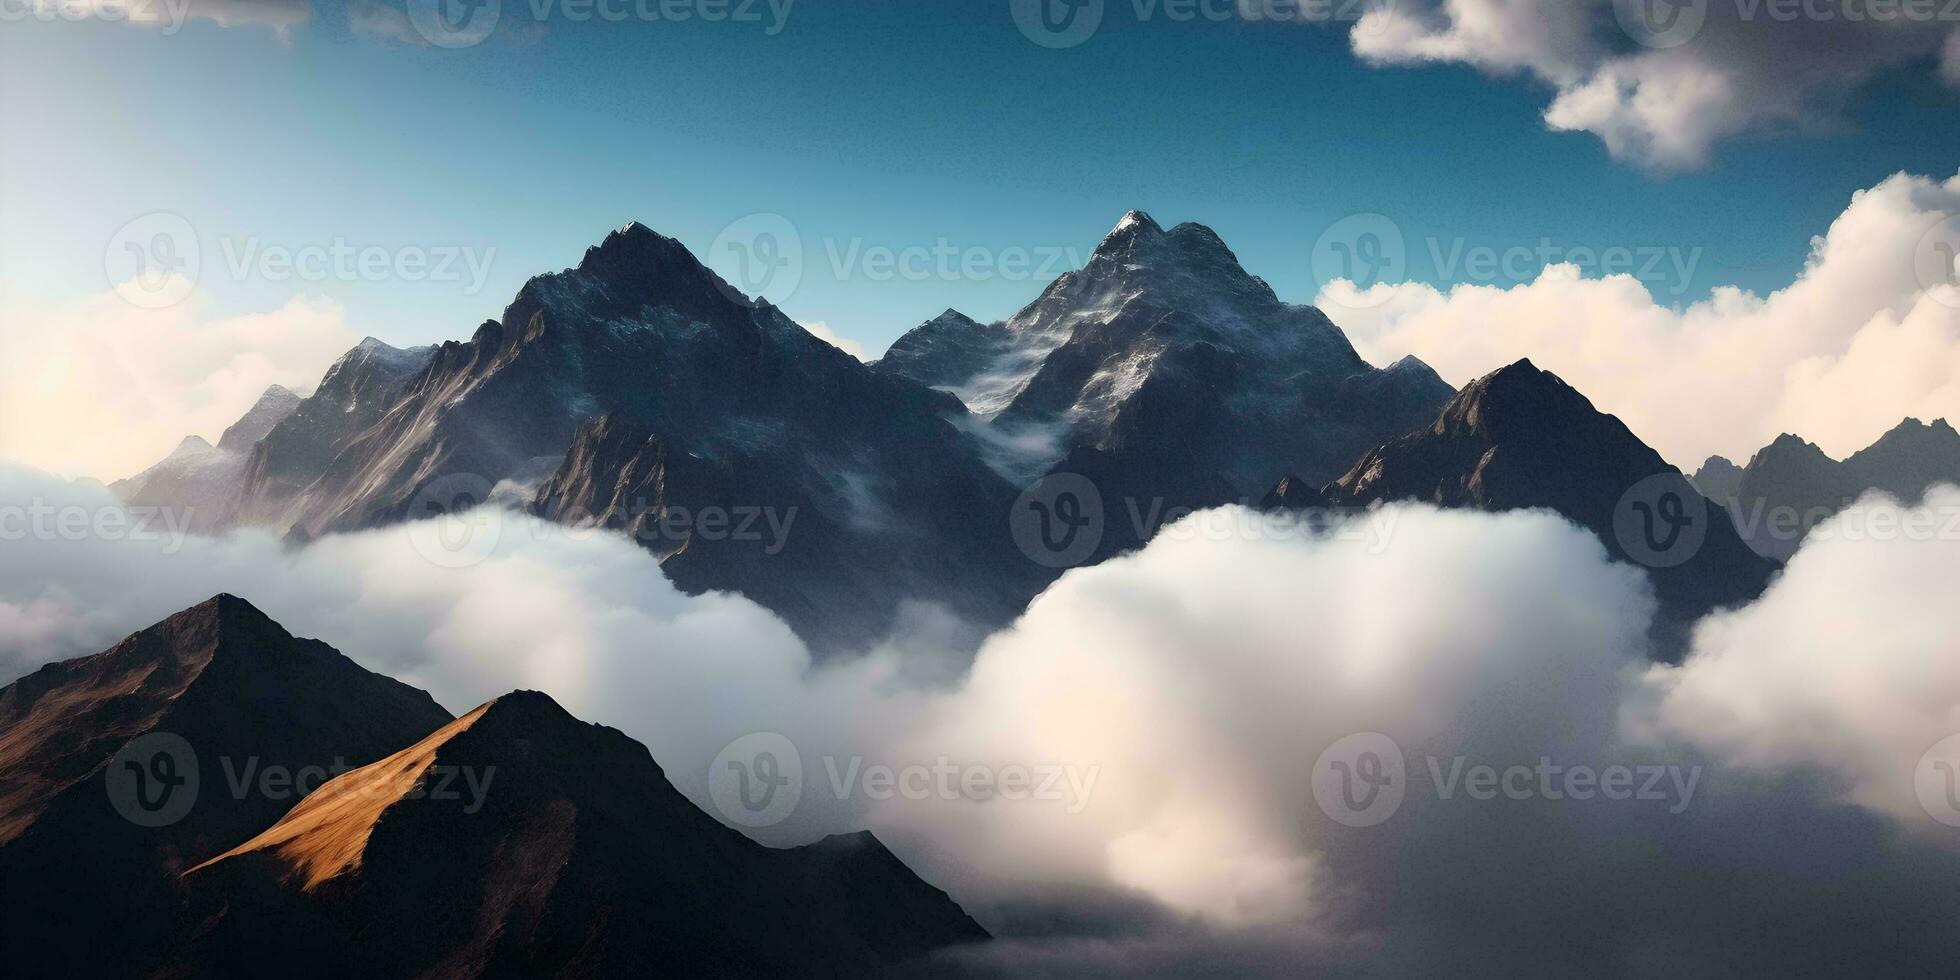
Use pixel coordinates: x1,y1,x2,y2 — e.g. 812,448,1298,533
0,595,453,977
1693,418,1960,560
174,689,987,978
1316,360,1777,651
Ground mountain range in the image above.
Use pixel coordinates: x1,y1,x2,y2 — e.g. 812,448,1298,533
0,597,985,978
1692,418,1960,560
113,212,1812,656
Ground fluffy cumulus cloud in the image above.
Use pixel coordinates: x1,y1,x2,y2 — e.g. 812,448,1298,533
1343,0,1959,170
1634,486,1960,832
0,285,358,482
1321,170,1960,467
11,461,1960,970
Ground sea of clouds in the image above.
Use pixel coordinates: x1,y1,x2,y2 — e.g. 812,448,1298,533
7,461,1960,974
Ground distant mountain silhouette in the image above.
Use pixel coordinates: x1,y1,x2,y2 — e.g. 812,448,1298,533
1692,418,1960,559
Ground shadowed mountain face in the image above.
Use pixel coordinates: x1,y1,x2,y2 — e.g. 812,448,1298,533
3,600,988,978
1324,360,1777,647
876,308,1015,392
529,412,1045,652
282,223,995,536
1694,418,1960,560
225,223,1037,653
175,690,987,978
0,595,453,977
876,212,1456,494
233,337,438,530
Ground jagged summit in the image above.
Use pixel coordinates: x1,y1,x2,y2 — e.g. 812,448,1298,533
1720,414,1960,560
1331,359,1776,643
1081,210,1268,300
1749,432,1838,469
1691,454,1745,505
217,385,302,453
1427,358,1596,443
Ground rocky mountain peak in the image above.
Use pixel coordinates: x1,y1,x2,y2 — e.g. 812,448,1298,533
1433,358,1594,443
217,385,302,453
1691,454,1745,505
1750,432,1837,470
168,435,214,459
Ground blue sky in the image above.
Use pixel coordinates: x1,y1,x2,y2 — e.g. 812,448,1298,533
4,0,1958,356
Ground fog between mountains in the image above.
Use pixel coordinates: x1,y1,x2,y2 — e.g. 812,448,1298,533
7,461,1960,971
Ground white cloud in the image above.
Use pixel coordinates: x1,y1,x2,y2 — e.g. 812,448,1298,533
11,464,1960,968
0,285,359,481
1345,1,1955,170
1320,170,1960,467
1633,485,1960,831
802,320,869,361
